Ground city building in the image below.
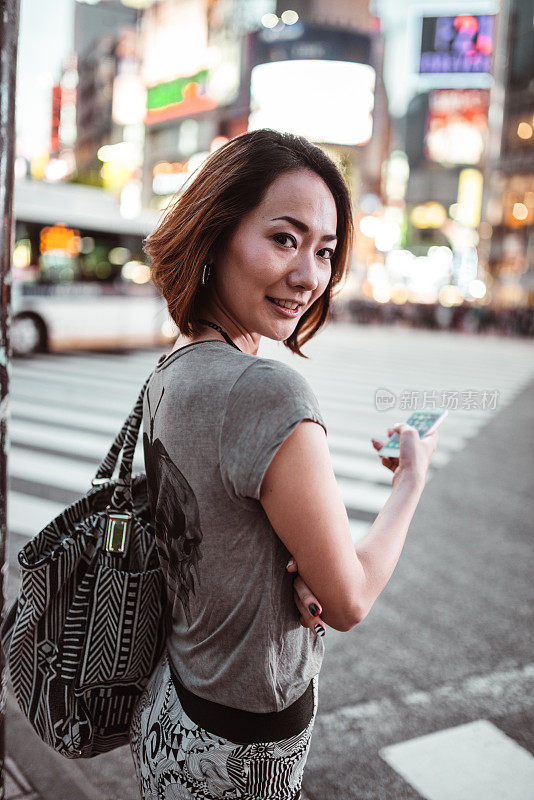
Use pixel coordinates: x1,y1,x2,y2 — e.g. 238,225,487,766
369,0,500,310
139,0,390,317
140,0,270,209
481,0,534,308
74,0,140,183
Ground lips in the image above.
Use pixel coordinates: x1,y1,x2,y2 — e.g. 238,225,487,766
266,296,302,308
266,297,301,317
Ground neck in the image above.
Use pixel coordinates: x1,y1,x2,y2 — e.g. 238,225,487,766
199,318,242,352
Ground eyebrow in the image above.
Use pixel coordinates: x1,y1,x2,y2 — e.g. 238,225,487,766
270,216,337,242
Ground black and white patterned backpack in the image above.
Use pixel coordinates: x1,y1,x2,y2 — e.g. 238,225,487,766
0,371,170,759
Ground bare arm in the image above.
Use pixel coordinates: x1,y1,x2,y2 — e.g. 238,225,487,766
286,423,437,631
352,471,424,620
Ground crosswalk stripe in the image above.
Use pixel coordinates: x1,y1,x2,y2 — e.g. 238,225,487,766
326,430,458,462
12,375,485,444
9,420,145,469
8,492,65,538
8,444,389,517
349,519,371,543
12,366,143,399
11,381,142,415
12,401,132,436
337,477,392,514
9,448,127,495
379,719,534,800
9,330,534,546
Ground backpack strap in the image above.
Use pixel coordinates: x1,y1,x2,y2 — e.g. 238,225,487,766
92,371,153,488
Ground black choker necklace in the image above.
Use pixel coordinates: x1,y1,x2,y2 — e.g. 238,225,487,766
199,319,242,353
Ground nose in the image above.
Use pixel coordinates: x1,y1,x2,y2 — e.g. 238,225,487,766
288,250,321,292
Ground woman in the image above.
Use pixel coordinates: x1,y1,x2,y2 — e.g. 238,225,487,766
129,129,439,800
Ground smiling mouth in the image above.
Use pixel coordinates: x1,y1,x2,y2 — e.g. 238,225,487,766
266,296,303,310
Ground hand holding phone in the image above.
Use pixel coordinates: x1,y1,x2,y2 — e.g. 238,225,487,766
377,410,447,458
372,409,446,488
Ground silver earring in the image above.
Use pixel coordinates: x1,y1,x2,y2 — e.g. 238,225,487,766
201,263,212,286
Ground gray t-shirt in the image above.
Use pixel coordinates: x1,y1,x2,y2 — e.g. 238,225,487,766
142,339,327,713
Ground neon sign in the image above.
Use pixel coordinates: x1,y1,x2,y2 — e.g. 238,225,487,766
419,15,495,74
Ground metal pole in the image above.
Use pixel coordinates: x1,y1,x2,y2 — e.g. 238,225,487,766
0,1,21,797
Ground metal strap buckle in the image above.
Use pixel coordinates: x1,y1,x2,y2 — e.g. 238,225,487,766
104,506,132,556
91,477,111,486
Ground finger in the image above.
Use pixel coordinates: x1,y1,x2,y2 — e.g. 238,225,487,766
293,583,325,637
294,592,322,634
391,423,417,436
286,557,298,573
422,431,439,454
299,617,320,636
293,575,322,617
371,439,383,450
296,606,326,637
293,588,322,622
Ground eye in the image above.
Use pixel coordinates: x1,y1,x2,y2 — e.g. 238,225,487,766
318,248,335,261
274,233,335,261
273,233,296,248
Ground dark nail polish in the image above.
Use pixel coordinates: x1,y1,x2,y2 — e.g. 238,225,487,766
309,603,320,616
314,623,325,637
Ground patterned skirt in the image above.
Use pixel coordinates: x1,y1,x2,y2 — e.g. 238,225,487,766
129,650,319,800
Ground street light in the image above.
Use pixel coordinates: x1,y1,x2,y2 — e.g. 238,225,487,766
261,13,278,29
281,10,299,25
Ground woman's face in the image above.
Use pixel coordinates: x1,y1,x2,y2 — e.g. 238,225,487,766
204,168,338,355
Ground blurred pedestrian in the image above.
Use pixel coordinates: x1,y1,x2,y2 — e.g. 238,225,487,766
435,303,453,330
128,129,441,800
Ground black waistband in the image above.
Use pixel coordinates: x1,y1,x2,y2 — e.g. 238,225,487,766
168,657,314,744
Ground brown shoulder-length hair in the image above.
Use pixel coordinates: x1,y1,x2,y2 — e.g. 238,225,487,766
145,128,354,358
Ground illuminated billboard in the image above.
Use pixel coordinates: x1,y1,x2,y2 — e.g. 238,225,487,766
141,0,239,123
249,60,375,146
146,69,218,125
141,0,208,86
425,88,489,165
248,23,375,146
419,15,495,74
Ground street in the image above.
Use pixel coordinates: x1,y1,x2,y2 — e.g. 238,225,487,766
4,320,534,800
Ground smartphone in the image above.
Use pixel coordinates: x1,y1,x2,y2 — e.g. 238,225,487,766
376,409,448,459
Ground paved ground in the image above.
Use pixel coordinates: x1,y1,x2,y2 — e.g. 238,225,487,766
4,322,534,799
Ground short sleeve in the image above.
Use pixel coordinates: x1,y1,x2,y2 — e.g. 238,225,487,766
219,359,327,505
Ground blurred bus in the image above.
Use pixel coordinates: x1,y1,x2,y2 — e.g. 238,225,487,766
12,179,177,357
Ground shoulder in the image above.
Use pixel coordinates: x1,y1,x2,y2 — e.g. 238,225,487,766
230,357,314,399
224,357,321,421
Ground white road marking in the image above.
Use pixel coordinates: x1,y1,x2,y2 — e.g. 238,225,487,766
9,420,144,470
10,448,96,493
337,476,391,514
331,451,392,484
321,664,534,732
349,519,370,543
379,719,534,800
8,492,65,538
9,332,534,551
12,399,128,436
